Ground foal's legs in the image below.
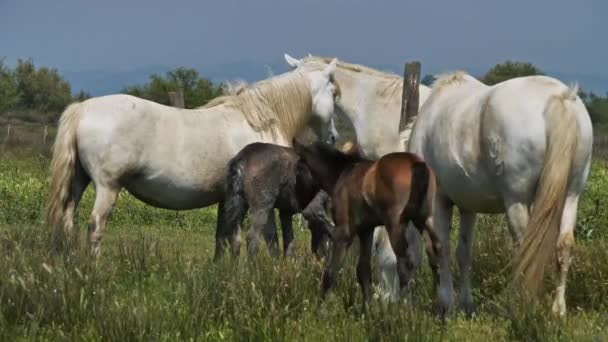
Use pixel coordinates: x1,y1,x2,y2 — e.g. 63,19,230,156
88,183,120,257
322,221,351,300
262,211,280,257
384,213,411,292
214,201,245,260
279,210,295,256
214,201,230,259
455,208,476,314
302,193,334,258
405,222,423,281
247,207,274,257
552,194,579,318
357,228,374,305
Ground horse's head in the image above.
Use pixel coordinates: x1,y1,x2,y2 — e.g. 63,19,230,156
293,138,364,193
286,54,339,144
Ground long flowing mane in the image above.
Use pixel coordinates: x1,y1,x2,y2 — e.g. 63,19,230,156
303,56,403,99
201,70,312,138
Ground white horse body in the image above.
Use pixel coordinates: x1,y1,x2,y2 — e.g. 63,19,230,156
47,63,339,255
77,95,264,210
408,73,592,315
411,74,592,215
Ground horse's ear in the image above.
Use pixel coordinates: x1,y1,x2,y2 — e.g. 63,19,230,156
284,53,301,68
323,58,337,78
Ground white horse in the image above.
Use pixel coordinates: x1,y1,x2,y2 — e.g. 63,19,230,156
284,54,431,302
285,54,431,159
47,60,340,256
407,72,592,316
285,55,593,316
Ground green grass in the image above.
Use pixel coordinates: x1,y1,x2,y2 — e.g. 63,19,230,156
1,152,607,341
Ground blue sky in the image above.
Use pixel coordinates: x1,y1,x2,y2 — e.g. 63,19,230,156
1,0,606,93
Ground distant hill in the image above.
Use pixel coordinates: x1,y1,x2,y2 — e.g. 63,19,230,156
64,61,608,97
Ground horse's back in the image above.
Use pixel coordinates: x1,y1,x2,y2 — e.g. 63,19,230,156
483,75,592,195
74,94,261,210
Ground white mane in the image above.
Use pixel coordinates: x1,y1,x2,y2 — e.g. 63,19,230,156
201,71,312,138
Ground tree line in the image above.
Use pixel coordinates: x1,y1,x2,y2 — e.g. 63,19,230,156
1,57,607,131
0,58,223,124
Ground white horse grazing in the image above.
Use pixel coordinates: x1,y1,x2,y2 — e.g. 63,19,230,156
284,54,431,302
47,60,340,256
407,72,592,316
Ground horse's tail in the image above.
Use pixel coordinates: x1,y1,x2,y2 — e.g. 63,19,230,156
215,156,248,259
46,102,84,233
404,161,430,217
512,85,580,296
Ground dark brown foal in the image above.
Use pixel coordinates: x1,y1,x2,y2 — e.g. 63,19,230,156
214,142,334,259
294,140,450,309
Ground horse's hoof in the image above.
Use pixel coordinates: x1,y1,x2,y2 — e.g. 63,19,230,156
459,299,476,317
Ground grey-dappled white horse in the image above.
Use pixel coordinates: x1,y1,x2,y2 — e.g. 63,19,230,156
47,60,340,256
407,72,592,316
286,55,593,317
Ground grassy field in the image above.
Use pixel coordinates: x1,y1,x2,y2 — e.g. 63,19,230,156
1,151,607,341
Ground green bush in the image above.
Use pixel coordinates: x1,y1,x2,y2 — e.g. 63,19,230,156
122,67,223,109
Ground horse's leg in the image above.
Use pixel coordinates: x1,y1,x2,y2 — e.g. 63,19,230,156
247,207,273,257
432,193,455,314
384,213,411,292
214,201,229,260
262,209,280,257
321,230,350,300
214,200,245,260
279,210,295,257
505,200,530,246
552,194,579,318
405,221,423,282
357,228,374,306
455,208,476,314
413,213,454,316
373,227,400,302
302,193,333,259
88,184,120,257
54,165,90,249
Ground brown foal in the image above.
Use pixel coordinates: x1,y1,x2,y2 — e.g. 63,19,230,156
293,140,450,308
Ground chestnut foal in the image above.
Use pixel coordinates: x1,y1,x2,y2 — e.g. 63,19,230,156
293,140,451,310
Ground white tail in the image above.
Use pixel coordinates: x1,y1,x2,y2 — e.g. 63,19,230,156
46,102,84,233
513,85,580,295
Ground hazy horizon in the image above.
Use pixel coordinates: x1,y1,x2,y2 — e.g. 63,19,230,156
2,0,606,94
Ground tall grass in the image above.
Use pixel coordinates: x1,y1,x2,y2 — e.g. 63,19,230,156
1,153,607,340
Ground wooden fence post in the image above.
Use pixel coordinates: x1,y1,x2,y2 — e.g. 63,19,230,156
399,61,421,135
168,90,185,108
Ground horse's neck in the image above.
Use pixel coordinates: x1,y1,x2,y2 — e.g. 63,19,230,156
336,73,401,158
